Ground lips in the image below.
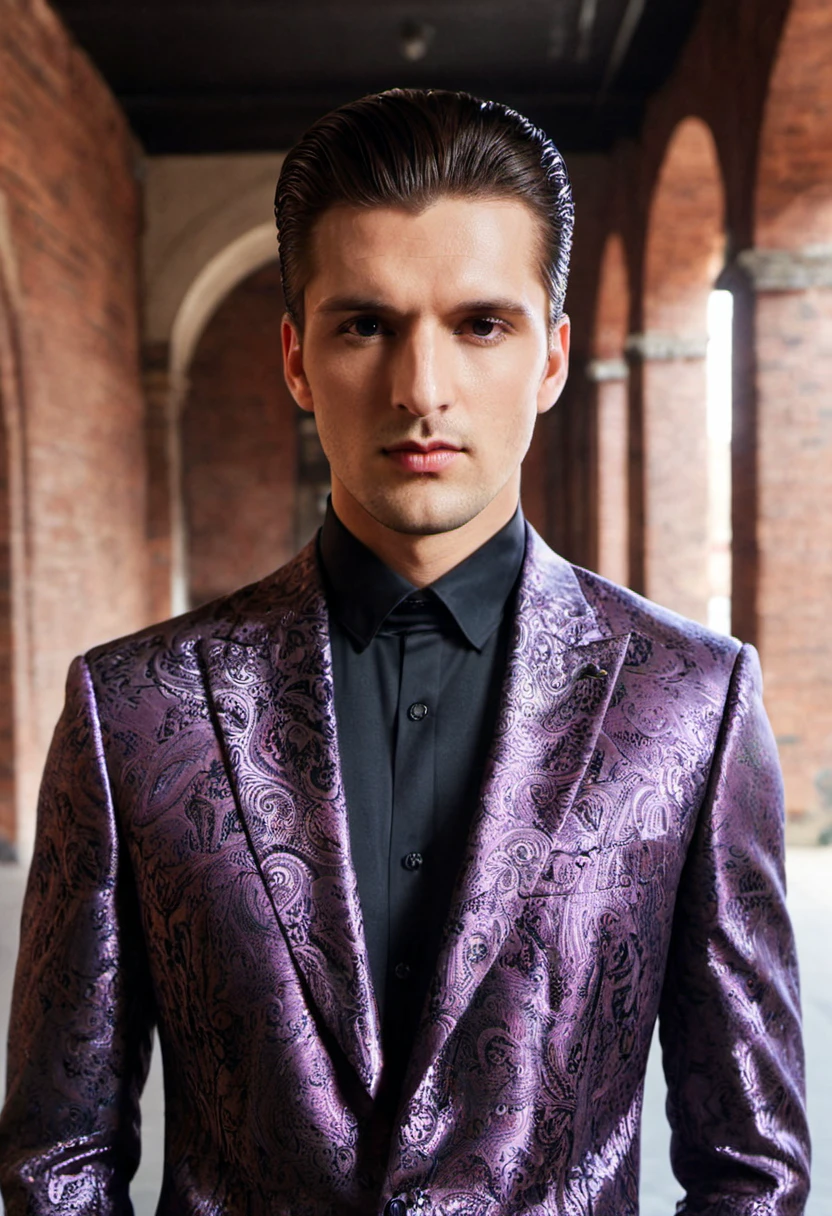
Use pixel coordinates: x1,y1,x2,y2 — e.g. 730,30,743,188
384,440,463,473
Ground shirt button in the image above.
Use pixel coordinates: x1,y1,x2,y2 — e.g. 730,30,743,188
394,961,412,980
402,851,423,871
407,702,429,721
385,1200,408,1216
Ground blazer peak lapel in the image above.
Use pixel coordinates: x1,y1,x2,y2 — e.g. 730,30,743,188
198,578,383,1099
402,527,631,1108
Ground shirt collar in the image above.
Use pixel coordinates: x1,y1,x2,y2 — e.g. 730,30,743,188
317,497,526,652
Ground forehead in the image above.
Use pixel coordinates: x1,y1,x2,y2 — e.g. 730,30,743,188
304,195,548,307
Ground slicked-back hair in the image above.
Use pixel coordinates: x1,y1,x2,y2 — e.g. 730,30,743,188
274,88,573,330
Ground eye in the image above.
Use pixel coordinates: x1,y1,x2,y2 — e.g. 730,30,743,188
342,315,387,338
457,316,510,342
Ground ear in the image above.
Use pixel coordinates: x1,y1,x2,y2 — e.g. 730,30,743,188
282,314,314,412
536,313,571,415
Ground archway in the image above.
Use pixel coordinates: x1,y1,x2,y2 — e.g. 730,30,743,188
143,224,284,618
140,154,285,621
637,117,725,622
180,260,310,608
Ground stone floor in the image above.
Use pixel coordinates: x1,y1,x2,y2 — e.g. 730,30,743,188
0,848,829,1214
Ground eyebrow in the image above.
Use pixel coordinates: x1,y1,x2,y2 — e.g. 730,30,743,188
316,296,389,315
315,295,533,318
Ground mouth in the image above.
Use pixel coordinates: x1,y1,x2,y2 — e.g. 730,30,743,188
383,440,464,473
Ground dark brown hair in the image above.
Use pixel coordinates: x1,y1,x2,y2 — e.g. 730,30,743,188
274,88,573,329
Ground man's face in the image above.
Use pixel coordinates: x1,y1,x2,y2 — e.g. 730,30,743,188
282,195,570,537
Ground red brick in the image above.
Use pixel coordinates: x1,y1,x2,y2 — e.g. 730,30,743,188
182,262,298,606
0,0,147,854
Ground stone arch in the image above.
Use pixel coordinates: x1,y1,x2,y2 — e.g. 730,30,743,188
140,156,285,617
635,117,725,621
143,155,285,352
151,222,285,616
589,233,630,586
170,222,280,386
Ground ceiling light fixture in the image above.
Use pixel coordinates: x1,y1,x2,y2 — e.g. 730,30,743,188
400,20,435,62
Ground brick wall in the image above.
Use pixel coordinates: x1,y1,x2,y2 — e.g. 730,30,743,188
0,0,148,857
182,261,298,606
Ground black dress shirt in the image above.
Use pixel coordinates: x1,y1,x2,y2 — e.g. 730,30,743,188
316,499,526,1105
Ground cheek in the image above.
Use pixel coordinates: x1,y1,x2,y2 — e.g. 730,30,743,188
461,353,542,432
464,338,543,392
311,352,388,419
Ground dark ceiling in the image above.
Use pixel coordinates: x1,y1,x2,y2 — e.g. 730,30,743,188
51,0,703,154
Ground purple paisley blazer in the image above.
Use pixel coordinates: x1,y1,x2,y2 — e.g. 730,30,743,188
0,524,810,1215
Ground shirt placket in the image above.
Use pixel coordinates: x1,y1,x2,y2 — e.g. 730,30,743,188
387,628,442,998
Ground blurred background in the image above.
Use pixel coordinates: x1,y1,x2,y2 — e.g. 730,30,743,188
0,0,829,1211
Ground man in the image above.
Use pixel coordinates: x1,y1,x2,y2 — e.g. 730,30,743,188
0,89,810,1215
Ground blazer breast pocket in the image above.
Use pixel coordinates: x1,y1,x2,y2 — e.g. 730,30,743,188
534,837,676,903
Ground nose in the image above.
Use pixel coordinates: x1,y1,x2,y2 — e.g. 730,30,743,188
391,324,450,417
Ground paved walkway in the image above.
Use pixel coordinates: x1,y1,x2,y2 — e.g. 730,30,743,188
1,848,829,1214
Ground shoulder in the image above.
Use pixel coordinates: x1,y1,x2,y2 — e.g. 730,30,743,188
522,525,743,696
576,562,740,665
561,560,762,783
83,539,321,694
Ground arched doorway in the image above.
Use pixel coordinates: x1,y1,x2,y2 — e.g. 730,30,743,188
637,117,725,622
180,261,328,608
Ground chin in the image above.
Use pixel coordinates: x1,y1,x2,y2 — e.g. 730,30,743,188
361,486,494,537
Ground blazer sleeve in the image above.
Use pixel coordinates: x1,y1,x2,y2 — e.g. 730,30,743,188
657,642,811,1214
0,655,156,1216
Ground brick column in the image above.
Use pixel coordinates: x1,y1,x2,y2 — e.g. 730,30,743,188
142,344,189,623
734,247,832,842
625,330,710,622
586,356,629,586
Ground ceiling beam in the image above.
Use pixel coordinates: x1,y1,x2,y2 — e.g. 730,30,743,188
597,0,646,101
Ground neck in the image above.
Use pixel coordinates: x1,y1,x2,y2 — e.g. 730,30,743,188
330,478,521,587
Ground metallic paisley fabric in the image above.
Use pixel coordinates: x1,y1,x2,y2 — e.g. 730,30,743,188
0,525,810,1215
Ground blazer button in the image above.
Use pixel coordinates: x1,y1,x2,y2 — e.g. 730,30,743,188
402,851,423,871
385,1199,408,1216
394,961,411,980
407,702,429,721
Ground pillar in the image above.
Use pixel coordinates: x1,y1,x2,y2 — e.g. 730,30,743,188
142,343,189,624
586,356,629,586
626,330,710,622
